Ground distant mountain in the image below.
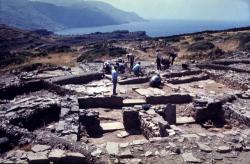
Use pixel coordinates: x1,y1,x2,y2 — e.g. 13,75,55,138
31,0,144,23
0,0,144,31
75,1,144,23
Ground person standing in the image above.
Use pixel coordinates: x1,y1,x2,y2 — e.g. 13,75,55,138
112,66,118,95
127,53,131,62
130,53,135,69
156,50,162,70
169,52,177,65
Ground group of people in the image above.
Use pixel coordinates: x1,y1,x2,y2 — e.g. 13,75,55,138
156,50,177,71
110,49,178,95
109,52,142,95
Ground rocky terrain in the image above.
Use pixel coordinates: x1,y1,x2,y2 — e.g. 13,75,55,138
0,25,250,164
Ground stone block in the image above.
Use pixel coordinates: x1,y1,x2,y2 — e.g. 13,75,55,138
48,149,66,163
78,96,123,109
62,152,86,164
101,122,124,132
164,104,176,125
146,94,192,105
123,99,146,106
123,109,140,131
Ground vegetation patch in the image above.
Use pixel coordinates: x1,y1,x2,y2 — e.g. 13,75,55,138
236,33,250,51
77,44,127,62
188,41,215,52
0,51,48,68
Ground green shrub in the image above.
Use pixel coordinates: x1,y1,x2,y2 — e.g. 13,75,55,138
188,41,215,52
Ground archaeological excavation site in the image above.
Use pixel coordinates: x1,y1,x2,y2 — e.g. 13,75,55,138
0,25,250,164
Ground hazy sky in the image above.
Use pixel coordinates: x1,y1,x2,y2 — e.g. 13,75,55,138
93,0,250,21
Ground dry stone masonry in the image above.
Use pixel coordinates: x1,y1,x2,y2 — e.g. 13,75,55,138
0,44,250,163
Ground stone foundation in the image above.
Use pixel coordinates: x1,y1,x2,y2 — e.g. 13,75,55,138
167,74,209,84
193,97,225,125
48,72,104,85
78,96,123,109
197,63,250,73
79,109,102,137
139,110,169,139
119,77,150,85
146,94,192,105
223,103,250,127
162,70,202,78
123,108,141,132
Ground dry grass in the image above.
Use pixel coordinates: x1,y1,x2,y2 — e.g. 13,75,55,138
29,52,78,67
217,40,240,52
0,52,79,74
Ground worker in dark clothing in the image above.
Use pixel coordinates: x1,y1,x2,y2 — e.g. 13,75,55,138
169,52,177,65
150,74,161,88
161,58,170,69
156,50,162,70
103,61,112,74
127,53,130,62
130,53,135,70
116,62,126,74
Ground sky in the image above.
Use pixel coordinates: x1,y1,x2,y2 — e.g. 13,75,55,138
92,0,250,22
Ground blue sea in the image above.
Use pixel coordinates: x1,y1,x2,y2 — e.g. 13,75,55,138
56,19,250,37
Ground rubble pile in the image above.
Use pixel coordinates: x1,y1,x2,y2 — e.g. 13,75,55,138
223,91,250,127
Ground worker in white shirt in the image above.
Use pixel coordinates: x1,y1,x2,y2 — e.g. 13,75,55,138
132,62,143,76
111,66,118,95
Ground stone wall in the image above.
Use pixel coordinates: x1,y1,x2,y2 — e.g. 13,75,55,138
123,108,141,132
167,74,209,84
197,63,250,73
146,94,193,105
119,77,150,85
79,109,102,137
139,109,169,139
192,95,236,125
48,72,104,85
212,59,250,65
0,79,72,100
223,103,250,127
0,80,47,100
78,96,123,109
162,70,202,78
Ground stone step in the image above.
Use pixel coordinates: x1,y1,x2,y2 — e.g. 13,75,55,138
100,122,124,132
123,99,146,106
176,117,195,124
135,88,165,97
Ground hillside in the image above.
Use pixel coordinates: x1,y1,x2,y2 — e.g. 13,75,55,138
31,0,144,23
0,0,144,31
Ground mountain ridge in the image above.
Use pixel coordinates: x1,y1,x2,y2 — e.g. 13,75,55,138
0,0,144,31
